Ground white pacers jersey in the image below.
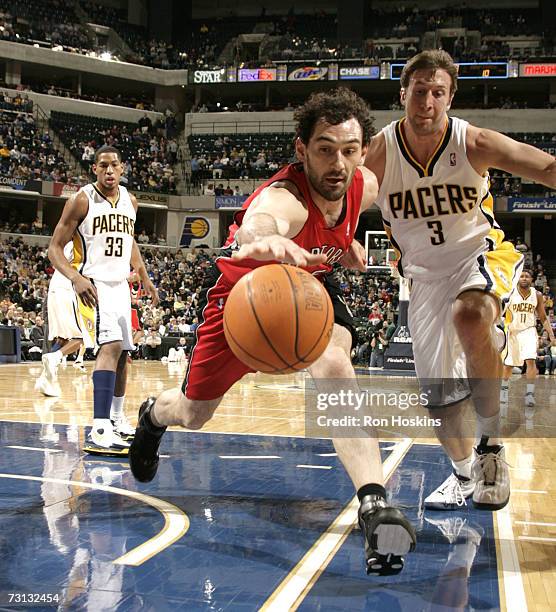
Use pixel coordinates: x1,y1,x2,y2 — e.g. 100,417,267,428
49,243,74,290
376,117,504,281
72,184,135,282
507,288,537,331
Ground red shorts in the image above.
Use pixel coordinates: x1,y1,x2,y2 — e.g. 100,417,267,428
131,308,141,332
182,275,253,401
182,264,355,401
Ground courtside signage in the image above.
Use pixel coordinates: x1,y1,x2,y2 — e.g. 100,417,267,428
339,66,380,80
520,63,556,77
191,69,225,83
508,197,556,212
238,68,277,82
288,66,328,81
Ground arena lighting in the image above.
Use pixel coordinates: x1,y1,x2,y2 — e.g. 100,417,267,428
100,51,113,61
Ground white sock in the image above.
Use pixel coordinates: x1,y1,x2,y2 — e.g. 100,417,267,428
526,383,535,395
110,396,125,420
451,455,473,479
500,381,509,403
51,349,63,363
476,413,500,441
75,346,86,363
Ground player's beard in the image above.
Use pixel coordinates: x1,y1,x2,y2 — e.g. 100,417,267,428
405,112,446,137
306,161,353,203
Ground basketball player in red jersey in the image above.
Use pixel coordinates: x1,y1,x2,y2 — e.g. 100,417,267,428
130,89,416,576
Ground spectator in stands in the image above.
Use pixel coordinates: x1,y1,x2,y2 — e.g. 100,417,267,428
143,327,162,360
535,268,548,291
537,331,554,375
139,114,152,133
137,230,150,244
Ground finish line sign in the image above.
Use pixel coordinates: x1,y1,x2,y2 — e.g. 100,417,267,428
508,197,556,212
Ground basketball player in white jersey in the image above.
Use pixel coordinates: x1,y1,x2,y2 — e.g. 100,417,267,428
501,269,556,407
48,145,158,455
365,50,556,511
35,242,94,397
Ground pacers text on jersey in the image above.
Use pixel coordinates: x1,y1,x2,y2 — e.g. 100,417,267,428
388,184,478,220
92,213,135,236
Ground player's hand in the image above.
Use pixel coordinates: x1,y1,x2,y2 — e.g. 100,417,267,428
339,240,367,271
232,236,327,267
72,275,98,308
143,278,159,306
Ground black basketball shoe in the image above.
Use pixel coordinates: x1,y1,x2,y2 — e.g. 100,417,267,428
129,397,167,483
358,494,416,576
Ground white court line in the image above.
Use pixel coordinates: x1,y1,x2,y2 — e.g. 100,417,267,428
518,536,556,543
261,438,413,612
0,473,189,566
496,504,528,612
7,445,61,453
219,455,281,459
513,489,547,494
316,453,337,457
515,521,556,528
296,465,332,470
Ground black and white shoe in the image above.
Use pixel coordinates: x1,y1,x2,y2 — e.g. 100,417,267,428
424,471,475,510
129,397,166,483
111,414,136,441
83,428,130,457
358,494,416,576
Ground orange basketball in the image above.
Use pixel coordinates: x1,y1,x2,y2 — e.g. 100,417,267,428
224,264,334,374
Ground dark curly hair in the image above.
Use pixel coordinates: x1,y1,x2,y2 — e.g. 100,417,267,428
294,88,375,146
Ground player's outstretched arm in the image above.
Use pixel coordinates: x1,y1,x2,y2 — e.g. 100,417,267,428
467,126,556,188
48,192,98,308
232,185,326,267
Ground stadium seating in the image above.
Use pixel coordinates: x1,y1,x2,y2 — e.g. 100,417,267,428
188,132,294,182
50,111,178,194
0,103,70,183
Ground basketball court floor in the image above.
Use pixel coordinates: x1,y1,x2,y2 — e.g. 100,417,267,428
0,361,554,611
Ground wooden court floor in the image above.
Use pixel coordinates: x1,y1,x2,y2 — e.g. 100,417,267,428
0,360,554,611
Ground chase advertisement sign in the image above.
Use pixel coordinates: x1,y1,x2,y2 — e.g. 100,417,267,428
339,66,380,80
288,66,328,81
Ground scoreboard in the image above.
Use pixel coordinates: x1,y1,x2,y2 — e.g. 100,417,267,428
390,62,509,80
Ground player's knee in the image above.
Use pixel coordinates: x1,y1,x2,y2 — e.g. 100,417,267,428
310,345,352,378
453,297,492,336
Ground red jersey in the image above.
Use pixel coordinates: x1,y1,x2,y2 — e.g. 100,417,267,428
219,162,363,284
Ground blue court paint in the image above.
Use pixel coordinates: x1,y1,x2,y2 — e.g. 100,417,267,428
0,422,499,610
299,445,500,611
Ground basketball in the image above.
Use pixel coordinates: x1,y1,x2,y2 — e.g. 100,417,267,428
223,264,334,373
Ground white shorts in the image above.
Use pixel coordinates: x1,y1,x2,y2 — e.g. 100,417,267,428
409,253,522,407
92,279,134,351
47,287,94,348
504,326,537,366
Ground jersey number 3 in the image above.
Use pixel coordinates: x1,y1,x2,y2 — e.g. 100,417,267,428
427,221,446,246
105,236,123,257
